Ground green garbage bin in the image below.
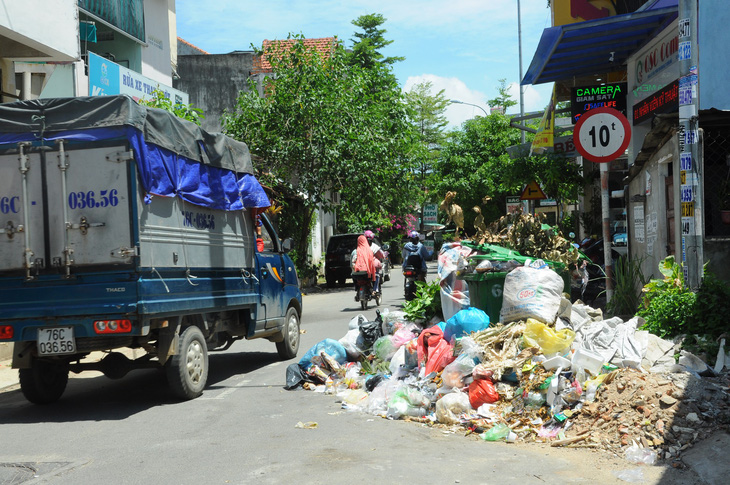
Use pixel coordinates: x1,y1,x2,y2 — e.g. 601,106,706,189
460,272,507,324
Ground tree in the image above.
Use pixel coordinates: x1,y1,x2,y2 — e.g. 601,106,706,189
224,34,412,265
432,86,585,235
137,88,204,125
348,13,404,69
488,78,518,110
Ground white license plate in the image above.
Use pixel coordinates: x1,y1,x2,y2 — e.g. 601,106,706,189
37,327,76,355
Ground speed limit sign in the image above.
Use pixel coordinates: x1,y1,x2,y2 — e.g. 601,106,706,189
573,107,631,163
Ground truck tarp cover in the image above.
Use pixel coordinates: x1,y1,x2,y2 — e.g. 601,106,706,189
0,95,269,211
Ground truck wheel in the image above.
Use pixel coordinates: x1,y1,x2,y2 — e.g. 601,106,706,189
326,277,335,288
167,325,208,400
19,359,69,404
276,307,300,360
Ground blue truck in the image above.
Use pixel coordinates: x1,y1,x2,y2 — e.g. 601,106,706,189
0,96,302,404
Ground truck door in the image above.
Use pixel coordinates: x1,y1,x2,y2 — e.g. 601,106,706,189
255,216,286,328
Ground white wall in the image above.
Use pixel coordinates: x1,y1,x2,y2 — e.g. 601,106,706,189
141,0,173,85
0,0,78,61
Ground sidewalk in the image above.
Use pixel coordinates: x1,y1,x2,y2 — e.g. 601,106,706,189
0,356,18,391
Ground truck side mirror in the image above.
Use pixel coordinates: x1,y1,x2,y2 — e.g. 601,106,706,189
281,238,293,253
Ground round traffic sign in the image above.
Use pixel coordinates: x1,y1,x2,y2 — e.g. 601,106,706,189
573,107,631,163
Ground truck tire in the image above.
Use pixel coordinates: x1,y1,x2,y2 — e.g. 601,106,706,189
276,307,301,360
167,325,208,400
19,359,69,405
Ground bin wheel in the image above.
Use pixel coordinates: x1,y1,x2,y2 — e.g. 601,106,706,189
167,325,208,400
19,359,69,405
276,307,301,360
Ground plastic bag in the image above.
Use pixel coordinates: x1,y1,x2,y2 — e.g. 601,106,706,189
338,328,366,362
417,325,445,367
458,336,484,361
500,266,565,324
435,391,472,424
299,339,347,368
442,353,478,388
444,307,490,342
624,442,657,465
349,314,367,330
389,346,407,377
373,336,397,361
359,316,384,350
387,386,430,419
469,378,499,408
481,423,511,441
391,323,420,348
522,319,576,354
424,338,456,376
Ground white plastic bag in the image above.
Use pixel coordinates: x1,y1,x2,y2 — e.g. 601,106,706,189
435,390,472,424
500,266,564,324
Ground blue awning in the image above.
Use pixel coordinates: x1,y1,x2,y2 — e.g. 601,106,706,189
521,5,677,86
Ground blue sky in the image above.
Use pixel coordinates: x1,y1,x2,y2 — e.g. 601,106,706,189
175,0,554,129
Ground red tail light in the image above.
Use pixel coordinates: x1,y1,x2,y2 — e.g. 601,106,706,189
94,319,132,334
0,325,13,339
403,270,416,277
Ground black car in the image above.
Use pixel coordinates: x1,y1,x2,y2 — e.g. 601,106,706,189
324,233,390,287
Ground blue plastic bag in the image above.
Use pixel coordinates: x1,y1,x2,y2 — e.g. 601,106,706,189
299,339,347,368
444,307,490,341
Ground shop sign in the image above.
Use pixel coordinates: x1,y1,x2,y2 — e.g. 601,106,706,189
570,83,627,124
632,80,678,125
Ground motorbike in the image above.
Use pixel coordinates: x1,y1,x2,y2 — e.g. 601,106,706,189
352,271,380,310
402,253,424,301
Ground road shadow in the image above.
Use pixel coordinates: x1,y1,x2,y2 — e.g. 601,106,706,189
0,350,283,423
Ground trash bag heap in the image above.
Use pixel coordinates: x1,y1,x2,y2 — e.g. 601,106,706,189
287,237,730,467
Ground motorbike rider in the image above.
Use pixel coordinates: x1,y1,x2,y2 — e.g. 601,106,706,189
401,230,431,282
351,235,376,294
364,230,385,294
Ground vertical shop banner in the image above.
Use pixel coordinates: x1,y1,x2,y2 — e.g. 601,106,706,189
530,86,556,155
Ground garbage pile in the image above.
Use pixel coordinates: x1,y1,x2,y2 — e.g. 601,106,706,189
286,245,730,468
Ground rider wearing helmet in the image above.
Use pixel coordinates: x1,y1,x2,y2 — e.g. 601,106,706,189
401,231,431,281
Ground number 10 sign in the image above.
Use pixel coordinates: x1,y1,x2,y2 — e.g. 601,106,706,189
573,107,631,163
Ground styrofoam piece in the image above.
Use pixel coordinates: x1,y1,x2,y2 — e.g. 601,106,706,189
572,347,604,376
543,355,571,371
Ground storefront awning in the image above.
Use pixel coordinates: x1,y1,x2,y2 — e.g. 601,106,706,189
521,6,677,86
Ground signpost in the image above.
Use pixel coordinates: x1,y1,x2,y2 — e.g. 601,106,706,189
423,204,438,224
520,181,547,200
573,107,632,303
573,107,631,163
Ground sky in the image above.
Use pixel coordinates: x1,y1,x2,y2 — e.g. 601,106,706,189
175,0,555,129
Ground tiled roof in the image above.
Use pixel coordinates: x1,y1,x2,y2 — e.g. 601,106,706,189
177,37,209,55
251,37,338,74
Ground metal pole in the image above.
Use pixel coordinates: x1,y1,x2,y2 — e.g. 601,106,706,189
518,0,525,144
601,162,613,301
678,0,703,289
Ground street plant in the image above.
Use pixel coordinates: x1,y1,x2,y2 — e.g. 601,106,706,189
403,280,442,322
606,255,649,318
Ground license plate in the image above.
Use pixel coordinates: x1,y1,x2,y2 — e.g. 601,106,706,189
37,327,76,355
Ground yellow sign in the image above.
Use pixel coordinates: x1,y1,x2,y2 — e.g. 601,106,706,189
530,86,557,155
681,202,694,217
551,0,616,27
680,171,686,184
521,181,548,201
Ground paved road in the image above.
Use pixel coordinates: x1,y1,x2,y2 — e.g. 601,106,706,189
0,261,693,484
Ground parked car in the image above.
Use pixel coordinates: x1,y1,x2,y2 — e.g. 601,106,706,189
325,233,390,287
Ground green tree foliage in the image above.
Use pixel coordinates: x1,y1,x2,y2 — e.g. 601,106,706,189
348,13,404,68
137,88,204,125
488,79,518,110
223,32,412,262
431,86,585,235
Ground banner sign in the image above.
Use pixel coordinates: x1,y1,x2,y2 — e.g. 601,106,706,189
88,52,189,105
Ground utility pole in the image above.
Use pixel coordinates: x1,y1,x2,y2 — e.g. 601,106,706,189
517,0,525,144
678,0,703,289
